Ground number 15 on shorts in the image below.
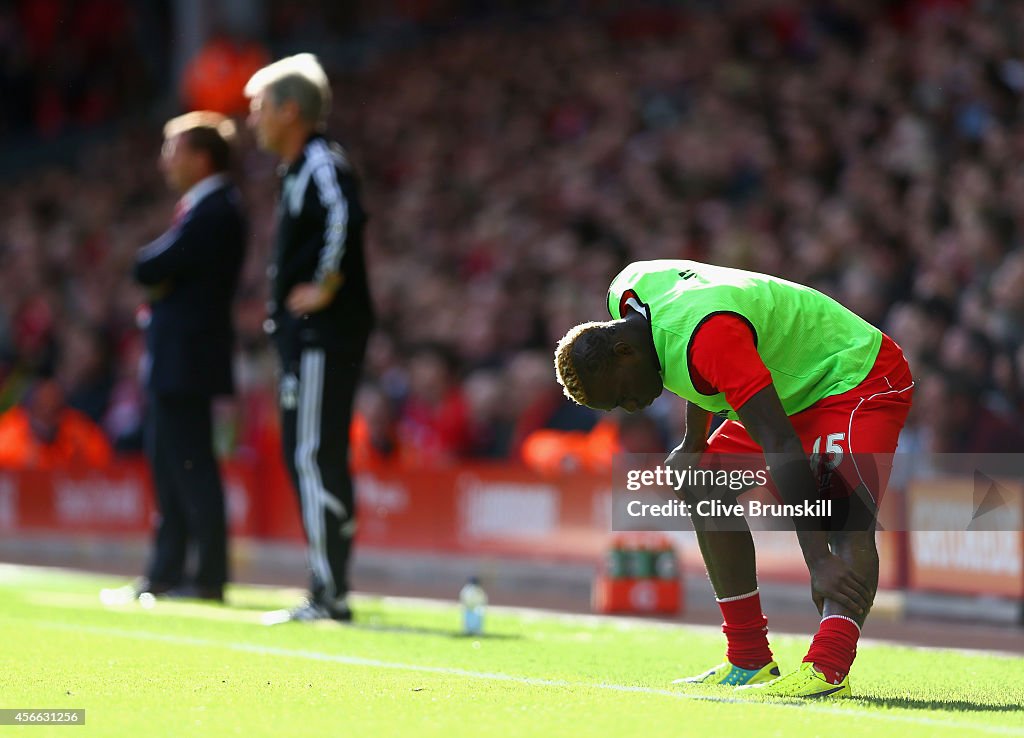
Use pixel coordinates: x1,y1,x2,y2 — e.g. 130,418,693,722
811,433,845,472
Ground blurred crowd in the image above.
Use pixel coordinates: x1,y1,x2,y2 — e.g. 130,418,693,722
2,0,1024,472
0,0,156,138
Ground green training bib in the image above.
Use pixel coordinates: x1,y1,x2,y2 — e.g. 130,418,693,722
606,260,882,419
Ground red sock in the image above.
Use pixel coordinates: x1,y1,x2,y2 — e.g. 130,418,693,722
718,590,773,670
804,615,860,684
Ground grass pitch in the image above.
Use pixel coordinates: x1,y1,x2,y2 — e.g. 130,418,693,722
0,565,1021,738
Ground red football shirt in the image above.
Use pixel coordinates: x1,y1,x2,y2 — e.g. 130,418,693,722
687,314,773,410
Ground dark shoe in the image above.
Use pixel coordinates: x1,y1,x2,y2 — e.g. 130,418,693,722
99,578,175,606
137,578,175,597
261,598,352,625
163,584,225,602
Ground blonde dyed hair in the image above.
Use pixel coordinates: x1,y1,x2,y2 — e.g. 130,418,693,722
554,321,614,406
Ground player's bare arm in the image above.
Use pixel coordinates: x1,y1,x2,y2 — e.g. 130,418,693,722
678,401,711,455
735,385,872,616
664,402,710,493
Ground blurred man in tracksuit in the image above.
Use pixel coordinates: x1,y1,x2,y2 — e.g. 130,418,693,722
246,54,374,622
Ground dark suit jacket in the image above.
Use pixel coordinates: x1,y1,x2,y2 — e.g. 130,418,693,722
133,184,246,397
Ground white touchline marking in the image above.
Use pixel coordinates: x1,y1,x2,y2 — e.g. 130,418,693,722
3,563,1024,661
16,585,1024,662
13,619,1023,737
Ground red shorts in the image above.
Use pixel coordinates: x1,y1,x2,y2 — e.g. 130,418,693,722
705,334,914,504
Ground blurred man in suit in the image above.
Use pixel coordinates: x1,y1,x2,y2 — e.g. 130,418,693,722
132,111,247,602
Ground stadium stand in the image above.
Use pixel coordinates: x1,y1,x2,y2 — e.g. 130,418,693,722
1,0,1023,468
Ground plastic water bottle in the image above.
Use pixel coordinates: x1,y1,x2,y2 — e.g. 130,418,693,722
459,576,487,636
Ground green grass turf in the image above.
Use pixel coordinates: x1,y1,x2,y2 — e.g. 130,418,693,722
0,565,1021,738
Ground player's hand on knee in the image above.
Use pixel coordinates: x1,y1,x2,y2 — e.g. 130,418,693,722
664,447,703,502
809,552,872,616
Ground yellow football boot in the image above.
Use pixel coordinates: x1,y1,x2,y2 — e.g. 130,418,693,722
672,660,781,687
737,662,851,698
